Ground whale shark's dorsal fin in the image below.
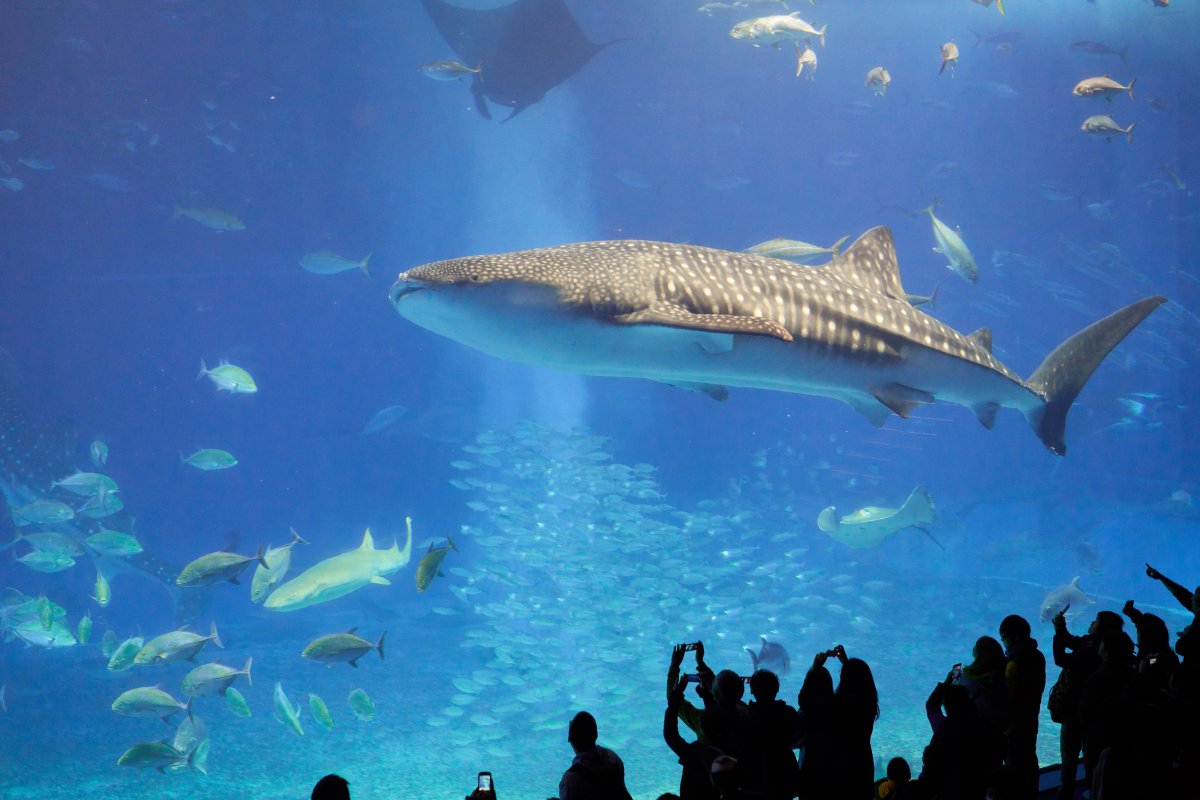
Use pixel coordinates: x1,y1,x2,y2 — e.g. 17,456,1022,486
968,327,993,353
823,226,908,302
360,529,374,550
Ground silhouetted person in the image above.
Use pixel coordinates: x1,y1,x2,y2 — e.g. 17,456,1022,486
1079,631,1134,790
952,635,1008,735
872,757,911,799
665,677,722,800
1120,604,1181,798
670,642,716,741
1142,563,1199,664
796,654,836,798
710,754,745,800
921,680,1002,800
700,670,753,765
559,711,633,800
808,646,878,799
1051,608,1123,800
312,774,350,800
998,614,1045,800
746,669,800,800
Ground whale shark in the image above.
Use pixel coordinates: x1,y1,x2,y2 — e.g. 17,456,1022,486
388,227,1164,455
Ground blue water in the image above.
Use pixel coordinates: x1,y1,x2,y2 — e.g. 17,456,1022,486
1,0,1198,797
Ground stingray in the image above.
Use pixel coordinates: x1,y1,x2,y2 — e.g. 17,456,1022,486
420,0,609,121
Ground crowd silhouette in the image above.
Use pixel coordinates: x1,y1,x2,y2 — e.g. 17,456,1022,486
311,562,1195,800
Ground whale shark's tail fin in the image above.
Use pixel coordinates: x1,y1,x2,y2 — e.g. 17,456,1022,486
1024,296,1165,455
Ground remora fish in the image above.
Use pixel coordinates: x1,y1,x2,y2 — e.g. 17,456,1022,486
264,519,413,611
817,486,942,548
922,204,979,284
388,228,1164,455
745,235,849,264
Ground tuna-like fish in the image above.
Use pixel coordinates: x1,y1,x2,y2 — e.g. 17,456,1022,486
273,682,304,736
348,688,375,721
197,360,258,394
730,13,827,48
182,658,252,697
865,66,891,95
176,547,266,587
111,687,191,720
299,251,373,277
940,42,959,76
250,528,309,603
1081,115,1134,144
116,741,203,773
1073,75,1135,101
388,228,1164,455
922,204,979,284
1040,576,1095,622
107,635,144,670
264,521,413,612
11,499,74,526
134,622,223,665
180,448,237,471
309,693,335,729
301,627,385,667
419,60,481,82
173,205,246,232
415,537,457,592
818,486,941,549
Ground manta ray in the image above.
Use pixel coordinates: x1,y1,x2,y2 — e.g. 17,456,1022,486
420,0,609,121
388,227,1164,455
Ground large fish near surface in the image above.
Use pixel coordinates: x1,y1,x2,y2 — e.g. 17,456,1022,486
264,522,413,612
0,350,205,624
388,228,1164,455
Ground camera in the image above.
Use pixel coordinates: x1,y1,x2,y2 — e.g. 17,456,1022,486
680,673,702,685
478,773,493,792
950,663,963,679
683,642,702,652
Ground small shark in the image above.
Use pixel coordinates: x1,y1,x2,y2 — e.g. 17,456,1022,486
264,522,413,612
1040,576,1095,622
388,228,1163,456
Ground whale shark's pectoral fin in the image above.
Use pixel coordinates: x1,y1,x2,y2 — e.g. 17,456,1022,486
615,303,793,342
845,396,892,427
370,576,391,586
870,384,935,418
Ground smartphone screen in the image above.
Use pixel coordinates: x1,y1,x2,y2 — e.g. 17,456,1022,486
478,772,493,791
